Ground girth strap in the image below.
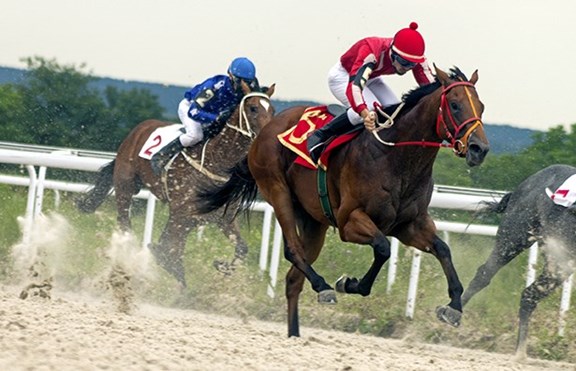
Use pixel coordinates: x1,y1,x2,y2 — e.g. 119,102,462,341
317,168,337,226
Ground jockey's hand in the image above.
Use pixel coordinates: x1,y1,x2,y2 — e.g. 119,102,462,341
216,108,233,124
362,110,377,131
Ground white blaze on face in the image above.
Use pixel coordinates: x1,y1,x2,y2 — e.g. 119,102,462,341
260,99,270,112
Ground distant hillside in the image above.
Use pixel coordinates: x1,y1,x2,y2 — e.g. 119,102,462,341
0,66,536,154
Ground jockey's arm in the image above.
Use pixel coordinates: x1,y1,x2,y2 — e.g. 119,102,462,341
188,88,219,124
412,60,435,86
345,60,376,115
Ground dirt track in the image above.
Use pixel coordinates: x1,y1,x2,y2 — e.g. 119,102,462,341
0,285,573,371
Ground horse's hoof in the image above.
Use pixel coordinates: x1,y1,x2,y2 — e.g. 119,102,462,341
318,289,337,304
335,275,348,293
435,305,462,327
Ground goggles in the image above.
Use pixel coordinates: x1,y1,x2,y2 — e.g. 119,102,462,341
391,52,417,69
232,76,256,88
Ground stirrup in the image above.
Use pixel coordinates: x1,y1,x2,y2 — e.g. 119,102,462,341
309,142,327,163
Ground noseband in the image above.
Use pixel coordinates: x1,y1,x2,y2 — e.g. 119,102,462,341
226,92,272,139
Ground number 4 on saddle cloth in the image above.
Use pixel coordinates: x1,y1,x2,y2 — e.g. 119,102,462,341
277,105,361,169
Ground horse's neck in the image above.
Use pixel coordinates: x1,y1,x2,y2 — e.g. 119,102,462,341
354,96,441,184
200,128,251,170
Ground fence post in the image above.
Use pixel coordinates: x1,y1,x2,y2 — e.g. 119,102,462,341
406,248,422,319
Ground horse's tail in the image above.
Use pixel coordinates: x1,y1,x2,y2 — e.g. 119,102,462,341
196,156,258,216
480,192,513,215
76,160,116,213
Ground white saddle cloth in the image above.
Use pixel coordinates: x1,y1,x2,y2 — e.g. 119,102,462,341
138,124,183,160
545,174,576,207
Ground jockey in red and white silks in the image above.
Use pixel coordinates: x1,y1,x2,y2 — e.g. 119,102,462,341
307,22,435,164
328,23,435,126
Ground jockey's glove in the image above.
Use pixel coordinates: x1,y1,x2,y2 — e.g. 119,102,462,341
216,108,233,124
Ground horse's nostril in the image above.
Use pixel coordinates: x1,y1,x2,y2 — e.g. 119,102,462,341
469,143,485,155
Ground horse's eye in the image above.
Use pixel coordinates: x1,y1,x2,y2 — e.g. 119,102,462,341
249,106,259,114
450,102,460,112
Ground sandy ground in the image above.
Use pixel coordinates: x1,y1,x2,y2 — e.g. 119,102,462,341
0,285,574,371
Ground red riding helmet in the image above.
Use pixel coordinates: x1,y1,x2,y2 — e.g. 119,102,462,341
392,22,426,63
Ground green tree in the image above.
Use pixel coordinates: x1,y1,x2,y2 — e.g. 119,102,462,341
1,56,166,151
100,86,164,149
0,84,30,143
15,56,106,149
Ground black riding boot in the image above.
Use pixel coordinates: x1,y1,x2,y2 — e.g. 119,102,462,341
151,138,184,175
306,112,357,164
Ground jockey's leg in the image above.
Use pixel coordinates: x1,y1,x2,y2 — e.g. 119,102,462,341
150,137,185,176
151,109,204,175
306,111,357,164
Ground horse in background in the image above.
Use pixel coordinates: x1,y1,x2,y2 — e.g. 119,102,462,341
462,164,576,359
197,66,489,336
77,83,275,287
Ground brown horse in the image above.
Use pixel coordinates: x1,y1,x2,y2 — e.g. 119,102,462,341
77,83,275,287
197,66,489,337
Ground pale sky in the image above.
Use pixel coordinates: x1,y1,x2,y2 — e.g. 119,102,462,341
2,0,576,131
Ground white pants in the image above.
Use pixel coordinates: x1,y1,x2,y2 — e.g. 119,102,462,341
327,62,400,125
177,99,204,147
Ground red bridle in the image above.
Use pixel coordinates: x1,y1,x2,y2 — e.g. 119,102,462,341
375,81,483,155
435,81,483,156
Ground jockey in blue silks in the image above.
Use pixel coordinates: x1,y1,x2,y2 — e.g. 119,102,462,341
151,57,258,175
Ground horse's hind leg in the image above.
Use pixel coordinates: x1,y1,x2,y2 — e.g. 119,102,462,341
515,257,570,359
113,164,141,231
286,265,306,337
285,216,329,337
462,229,531,307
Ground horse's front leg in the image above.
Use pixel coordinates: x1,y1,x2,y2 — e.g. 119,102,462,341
150,214,195,288
462,224,531,307
430,235,464,327
335,209,390,296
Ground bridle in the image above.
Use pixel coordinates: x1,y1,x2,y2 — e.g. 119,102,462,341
225,92,272,139
372,81,483,155
436,81,483,156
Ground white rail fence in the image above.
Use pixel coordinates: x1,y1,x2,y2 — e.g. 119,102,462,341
0,143,572,335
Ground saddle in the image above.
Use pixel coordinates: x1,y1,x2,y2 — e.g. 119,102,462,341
277,105,359,169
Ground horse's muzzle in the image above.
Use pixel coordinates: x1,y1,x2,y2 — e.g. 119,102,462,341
465,138,489,167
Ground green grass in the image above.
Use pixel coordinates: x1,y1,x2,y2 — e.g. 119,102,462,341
0,186,575,363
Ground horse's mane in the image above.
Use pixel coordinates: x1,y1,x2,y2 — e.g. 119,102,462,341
382,67,468,117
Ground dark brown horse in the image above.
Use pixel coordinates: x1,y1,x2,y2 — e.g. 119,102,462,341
77,83,275,287
197,66,490,336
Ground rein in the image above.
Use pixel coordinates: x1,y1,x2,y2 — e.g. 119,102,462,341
226,92,272,138
371,81,483,155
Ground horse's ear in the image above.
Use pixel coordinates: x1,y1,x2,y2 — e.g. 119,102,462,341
470,70,479,85
265,83,276,97
434,63,450,86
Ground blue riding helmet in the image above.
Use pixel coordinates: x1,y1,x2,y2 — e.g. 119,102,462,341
228,57,256,81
